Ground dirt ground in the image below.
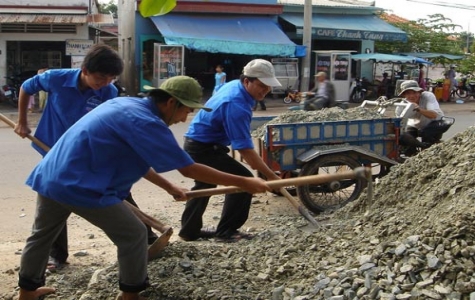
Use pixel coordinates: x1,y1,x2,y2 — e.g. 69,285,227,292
0,163,293,295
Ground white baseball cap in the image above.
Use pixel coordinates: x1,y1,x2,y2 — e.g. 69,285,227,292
243,59,281,87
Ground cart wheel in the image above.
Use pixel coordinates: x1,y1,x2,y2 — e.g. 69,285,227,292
297,155,366,214
283,96,292,104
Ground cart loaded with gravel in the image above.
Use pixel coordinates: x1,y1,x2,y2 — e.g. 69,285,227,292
249,100,416,214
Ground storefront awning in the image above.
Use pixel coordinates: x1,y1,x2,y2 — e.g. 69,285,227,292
280,13,407,42
150,14,305,57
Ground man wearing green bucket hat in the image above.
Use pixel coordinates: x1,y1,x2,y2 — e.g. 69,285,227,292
17,75,271,300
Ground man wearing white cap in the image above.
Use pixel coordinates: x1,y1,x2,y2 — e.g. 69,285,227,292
179,59,282,243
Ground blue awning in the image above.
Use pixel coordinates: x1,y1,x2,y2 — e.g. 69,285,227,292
151,14,305,57
280,13,407,42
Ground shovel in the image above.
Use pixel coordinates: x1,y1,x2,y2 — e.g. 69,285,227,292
182,168,371,227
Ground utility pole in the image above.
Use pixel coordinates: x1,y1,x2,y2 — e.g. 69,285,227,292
299,0,312,92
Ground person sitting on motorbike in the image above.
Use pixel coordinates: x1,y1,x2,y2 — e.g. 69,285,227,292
304,71,335,110
396,80,446,156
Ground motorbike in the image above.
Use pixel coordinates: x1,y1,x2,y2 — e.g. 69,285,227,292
454,76,475,100
288,93,349,111
361,96,455,160
283,87,305,104
349,77,367,103
113,79,128,96
2,75,22,107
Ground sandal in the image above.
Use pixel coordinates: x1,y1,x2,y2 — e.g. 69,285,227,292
179,228,216,241
46,257,68,272
215,231,254,243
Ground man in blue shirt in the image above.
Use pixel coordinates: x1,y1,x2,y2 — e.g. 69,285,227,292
17,76,272,300
179,59,282,243
13,44,160,271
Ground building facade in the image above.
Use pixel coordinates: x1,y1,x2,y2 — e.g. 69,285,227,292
0,0,114,87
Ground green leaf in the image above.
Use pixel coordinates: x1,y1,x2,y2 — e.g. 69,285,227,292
139,0,177,18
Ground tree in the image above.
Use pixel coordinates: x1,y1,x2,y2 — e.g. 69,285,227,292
99,0,118,18
376,14,466,66
376,14,462,53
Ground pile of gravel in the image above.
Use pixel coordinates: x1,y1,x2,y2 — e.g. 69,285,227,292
2,121,475,300
252,107,386,141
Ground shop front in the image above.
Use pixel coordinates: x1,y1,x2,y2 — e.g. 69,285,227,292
139,13,305,93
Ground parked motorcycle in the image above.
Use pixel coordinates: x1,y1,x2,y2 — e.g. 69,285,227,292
349,77,367,103
454,76,475,100
283,87,305,104
2,75,22,107
113,79,128,96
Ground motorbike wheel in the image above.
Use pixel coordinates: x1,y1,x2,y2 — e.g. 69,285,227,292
283,96,292,104
456,88,469,98
351,91,365,103
8,95,18,108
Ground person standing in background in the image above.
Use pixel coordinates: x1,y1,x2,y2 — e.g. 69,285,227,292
37,66,49,112
213,64,226,95
447,64,457,91
417,64,427,91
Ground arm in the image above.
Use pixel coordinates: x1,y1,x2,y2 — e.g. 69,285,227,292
220,74,226,84
238,148,281,181
14,87,35,138
415,93,443,120
178,163,271,194
143,168,188,201
414,106,438,119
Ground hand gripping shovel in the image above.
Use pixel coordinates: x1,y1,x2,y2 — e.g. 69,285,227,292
0,113,171,261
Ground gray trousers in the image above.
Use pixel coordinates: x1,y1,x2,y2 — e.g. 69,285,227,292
18,194,149,293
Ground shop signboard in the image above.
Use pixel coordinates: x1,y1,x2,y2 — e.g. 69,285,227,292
153,44,184,87
65,39,94,56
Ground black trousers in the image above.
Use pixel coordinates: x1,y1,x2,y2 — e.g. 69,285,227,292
49,193,155,263
179,138,253,239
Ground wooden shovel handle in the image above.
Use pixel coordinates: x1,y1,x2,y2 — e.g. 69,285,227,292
0,113,50,152
184,168,370,200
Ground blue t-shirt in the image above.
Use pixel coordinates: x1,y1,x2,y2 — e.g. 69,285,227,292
21,69,118,156
26,97,194,208
214,72,226,92
186,79,254,150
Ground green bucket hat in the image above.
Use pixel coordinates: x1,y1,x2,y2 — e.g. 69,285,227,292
144,76,211,112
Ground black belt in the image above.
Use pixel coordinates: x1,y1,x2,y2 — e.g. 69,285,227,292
183,137,230,154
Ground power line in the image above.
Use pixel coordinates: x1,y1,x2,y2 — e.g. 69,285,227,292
406,0,475,10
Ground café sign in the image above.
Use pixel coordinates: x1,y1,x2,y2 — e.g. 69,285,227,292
296,28,407,42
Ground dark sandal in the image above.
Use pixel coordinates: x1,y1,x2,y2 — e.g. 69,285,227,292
179,229,216,241
216,232,254,243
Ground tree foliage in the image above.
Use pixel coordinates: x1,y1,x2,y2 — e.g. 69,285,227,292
376,13,475,75
98,0,118,18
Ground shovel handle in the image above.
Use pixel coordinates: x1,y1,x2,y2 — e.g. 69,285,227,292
184,168,370,200
0,113,50,152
